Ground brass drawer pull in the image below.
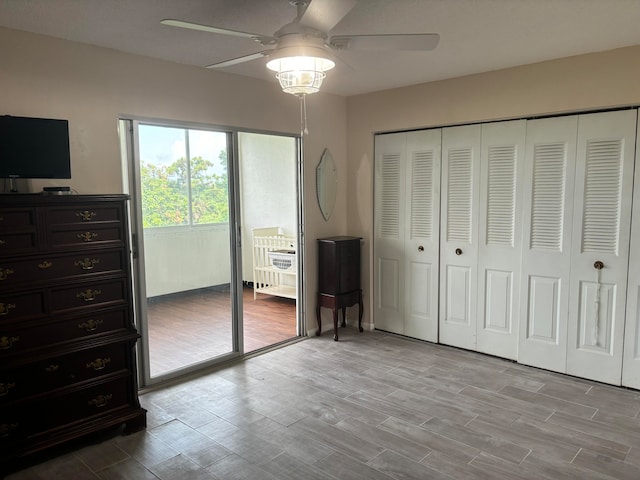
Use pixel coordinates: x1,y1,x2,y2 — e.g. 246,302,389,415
76,210,97,221
0,382,15,396
0,423,18,437
0,303,16,316
45,364,60,373
88,393,113,408
0,240,5,246
78,319,104,332
87,357,111,371
76,289,102,302
74,258,100,270
77,232,98,242
38,260,53,269
0,336,19,350
0,268,14,281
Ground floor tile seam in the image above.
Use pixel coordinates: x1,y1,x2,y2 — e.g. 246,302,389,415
334,418,434,462
511,416,629,457
465,416,581,461
546,412,640,450
497,384,600,415
74,440,131,475
457,385,557,420
419,418,531,463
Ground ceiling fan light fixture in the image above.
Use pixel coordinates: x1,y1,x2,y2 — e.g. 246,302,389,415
266,45,335,96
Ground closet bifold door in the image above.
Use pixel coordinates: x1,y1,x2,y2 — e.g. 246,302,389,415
566,110,637,385
373,130,442,342
475,120,526,360
622,109,640,389
518,116,578,373
439,125,481,350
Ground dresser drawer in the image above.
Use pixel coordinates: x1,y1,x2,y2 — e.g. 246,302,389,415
45,204,123,226
0,208,36,230
0,232,38,256
50,279,127,315
0,308,130,357
0,342,131,403
48,224,125,249
0,291,46,323
0,249,126,288
0,375,132,444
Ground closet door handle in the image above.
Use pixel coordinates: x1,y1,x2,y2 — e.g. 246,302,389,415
455,248,463,256
594,260,604,270
418,245,424,252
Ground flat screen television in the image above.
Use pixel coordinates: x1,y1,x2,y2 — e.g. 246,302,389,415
0,115,71,179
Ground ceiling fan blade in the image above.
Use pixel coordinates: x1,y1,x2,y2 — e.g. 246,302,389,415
161,19,275,44
205,51,271,69
330,34,440,51
299,0,358,32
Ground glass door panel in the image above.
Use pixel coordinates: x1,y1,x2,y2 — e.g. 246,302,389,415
136,124,236,380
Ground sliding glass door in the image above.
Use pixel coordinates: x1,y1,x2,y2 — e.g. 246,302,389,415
119,119,301,387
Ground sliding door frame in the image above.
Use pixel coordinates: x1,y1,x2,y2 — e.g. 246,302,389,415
119,116,303,389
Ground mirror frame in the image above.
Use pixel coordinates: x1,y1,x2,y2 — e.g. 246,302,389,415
316,148,337,221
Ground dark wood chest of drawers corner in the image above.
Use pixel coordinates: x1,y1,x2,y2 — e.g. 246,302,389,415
0,194,146,474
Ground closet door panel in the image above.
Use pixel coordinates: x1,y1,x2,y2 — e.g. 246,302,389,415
439,125,481,350
476,120,526,360
404,130,441,342
518,116,578,372
622,111,640,389
374,133,406,335
566,110,637,385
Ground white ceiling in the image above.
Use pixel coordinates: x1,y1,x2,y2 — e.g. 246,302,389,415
1,0,640,96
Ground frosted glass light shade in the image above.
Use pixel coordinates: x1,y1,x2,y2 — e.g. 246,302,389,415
267,52,335,96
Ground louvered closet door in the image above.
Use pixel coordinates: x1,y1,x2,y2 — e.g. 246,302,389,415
374,130,441,341
518,116,578,373
439,125,481,350
476,120,526,360
404,130,441,342
374,133,406,335
622,110,640,389
566,110,637,385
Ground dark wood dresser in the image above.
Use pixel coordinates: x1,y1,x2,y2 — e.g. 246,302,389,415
316,236,363,341
0,194,146,474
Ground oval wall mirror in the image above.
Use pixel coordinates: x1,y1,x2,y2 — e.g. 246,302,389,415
316,148,337,221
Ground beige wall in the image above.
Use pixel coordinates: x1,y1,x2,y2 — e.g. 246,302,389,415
0,26,348,335
347,45,640,328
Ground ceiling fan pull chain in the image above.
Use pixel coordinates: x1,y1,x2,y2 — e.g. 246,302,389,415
299,94,309,136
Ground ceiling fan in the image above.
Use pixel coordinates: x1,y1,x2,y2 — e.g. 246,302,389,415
161,0,439,95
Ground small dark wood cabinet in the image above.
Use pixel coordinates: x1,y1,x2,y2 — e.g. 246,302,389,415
316,236,363,341
0,194,146,475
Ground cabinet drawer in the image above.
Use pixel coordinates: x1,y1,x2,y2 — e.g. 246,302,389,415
0,376,132,443
45,205,123,226
0,308,130,357
0,249,126,288
0,342,130,403
0,232,38,256
0,208,36,230
49,224,124,249
0,291,46,323
50,279,127,315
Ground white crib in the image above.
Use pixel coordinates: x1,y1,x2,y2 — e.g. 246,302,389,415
252,227,297,300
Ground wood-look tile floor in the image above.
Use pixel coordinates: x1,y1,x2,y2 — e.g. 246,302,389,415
147,286,297,376
8,328,640,479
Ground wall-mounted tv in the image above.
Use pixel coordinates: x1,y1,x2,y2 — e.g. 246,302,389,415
0,115,71,179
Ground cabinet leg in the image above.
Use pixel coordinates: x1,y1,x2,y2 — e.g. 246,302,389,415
316,294,322,336
333,308,339,341
358,290,364,333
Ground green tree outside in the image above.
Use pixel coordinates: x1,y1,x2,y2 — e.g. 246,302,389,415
141,152,229,228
